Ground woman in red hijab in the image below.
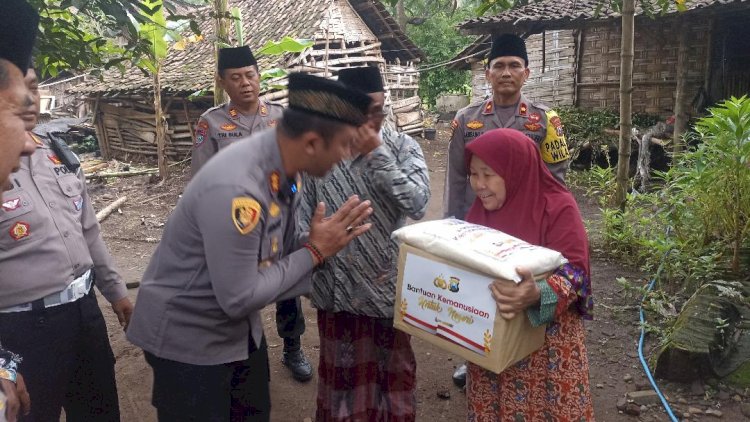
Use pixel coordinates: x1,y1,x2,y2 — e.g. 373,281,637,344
464,128,594,421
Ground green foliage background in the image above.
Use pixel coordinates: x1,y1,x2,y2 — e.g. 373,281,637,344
388,4,474,109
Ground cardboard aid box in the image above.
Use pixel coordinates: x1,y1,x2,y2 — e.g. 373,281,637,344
394,243,546,374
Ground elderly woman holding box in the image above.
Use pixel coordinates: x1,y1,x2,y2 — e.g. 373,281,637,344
463,128,595,421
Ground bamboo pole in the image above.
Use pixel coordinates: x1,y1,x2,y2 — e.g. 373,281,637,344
672,17,690,156
615,0,635,210
96,196,128,223
153,64,168,180
213,0,229,106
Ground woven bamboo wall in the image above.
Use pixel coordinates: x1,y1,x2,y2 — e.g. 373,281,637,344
577,20,709,115
525,30,577,106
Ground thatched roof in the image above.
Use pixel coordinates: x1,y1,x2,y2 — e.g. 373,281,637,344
79,0,423,95
459,0,748,35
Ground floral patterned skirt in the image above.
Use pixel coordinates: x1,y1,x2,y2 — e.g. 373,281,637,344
467,310,594,421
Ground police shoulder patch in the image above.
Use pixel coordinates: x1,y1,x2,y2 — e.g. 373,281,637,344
231,197,262,235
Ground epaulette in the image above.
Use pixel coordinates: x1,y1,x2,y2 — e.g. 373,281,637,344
200,102,227,117
533,101,551,112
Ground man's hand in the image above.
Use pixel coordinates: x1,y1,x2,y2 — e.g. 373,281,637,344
353,123,381,156
111,297,134,330
489,267,541,320
1,374,30,422
308,195,373,259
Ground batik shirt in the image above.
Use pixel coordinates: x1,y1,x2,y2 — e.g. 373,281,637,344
297,126,431,318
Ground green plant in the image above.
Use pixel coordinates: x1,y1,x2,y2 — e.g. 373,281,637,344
671,96,750,274
399,6,474,109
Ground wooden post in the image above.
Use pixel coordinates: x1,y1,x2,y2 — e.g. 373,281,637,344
573,29,584,107
213,0,229,106
672,17,690,156
615,0,635,210
154,64,168,180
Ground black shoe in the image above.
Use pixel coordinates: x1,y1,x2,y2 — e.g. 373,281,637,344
452,364,467,388
282,349,313,382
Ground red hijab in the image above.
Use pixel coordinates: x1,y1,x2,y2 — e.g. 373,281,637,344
464,129,590,276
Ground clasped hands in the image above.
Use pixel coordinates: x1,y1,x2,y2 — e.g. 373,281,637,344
308,195,373,262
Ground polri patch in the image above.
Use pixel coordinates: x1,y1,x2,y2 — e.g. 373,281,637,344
271,237,279,253
48,154,62,165
528,112,541,124
519,103,528,116
231,197,261,235
267,119,277,128
9,221,30,241
260,104,268,116
221,123,238,131
198,120,209,130
466,120,484,130
229,108,239,119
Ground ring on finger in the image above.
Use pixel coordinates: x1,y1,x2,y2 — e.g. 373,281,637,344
346,225,354,234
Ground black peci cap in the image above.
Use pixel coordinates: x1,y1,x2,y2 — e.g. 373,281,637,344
336,66,384,94
218,45,257,72
1,0,39,74
287,72,372,126
488,34,528,66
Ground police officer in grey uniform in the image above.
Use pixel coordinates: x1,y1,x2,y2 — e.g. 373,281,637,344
127,72,375,422
191,45,284,175
0,2,39,420
0,64,133,420
444,33,571,221
191,45,312,382
444,33,572,388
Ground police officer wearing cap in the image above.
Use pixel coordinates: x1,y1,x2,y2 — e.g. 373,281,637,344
127,72,376,422
0,2,39,420
0,63,133,422
192,46,284,174
444,33,571,221
192,45,312,382
444,33,572,388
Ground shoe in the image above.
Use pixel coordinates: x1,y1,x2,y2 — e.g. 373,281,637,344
452,364,467,388
282,349,313,382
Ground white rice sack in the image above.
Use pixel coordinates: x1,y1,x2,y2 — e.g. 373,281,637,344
392,218,567,282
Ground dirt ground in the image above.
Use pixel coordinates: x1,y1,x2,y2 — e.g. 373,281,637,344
88,123,748,421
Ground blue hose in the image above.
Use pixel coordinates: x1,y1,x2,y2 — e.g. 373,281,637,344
637,241,679,422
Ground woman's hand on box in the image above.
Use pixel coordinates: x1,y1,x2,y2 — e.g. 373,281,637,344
490,267,541,320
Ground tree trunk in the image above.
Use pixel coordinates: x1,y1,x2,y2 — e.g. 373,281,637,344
673,17,690,156
396,0,407,30
213,0,229,106
153,66,168,180
614,0,635,210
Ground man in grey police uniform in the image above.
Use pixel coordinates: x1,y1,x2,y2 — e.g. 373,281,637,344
191,45,312,381
0,1,39,420
444,33,572,388
0,59,133,422
191,45,284,175
127,72,376,422
444,33,571,221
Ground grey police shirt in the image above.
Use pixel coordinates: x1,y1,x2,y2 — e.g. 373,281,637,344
127,129,314,365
